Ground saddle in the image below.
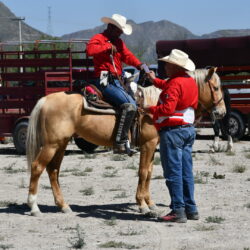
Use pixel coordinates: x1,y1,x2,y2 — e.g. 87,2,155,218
82,85,116,114
81,84,142,148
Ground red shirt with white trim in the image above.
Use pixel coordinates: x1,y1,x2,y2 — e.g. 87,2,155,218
86,31,141,78
149,72,198,130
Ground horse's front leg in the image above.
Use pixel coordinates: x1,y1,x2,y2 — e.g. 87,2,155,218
136,138,158,214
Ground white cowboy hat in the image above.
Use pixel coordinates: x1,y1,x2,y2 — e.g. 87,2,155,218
159,49,195,71
101,14,132,35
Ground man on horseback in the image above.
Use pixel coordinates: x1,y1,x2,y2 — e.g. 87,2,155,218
86,14,142,156
143,49,199,223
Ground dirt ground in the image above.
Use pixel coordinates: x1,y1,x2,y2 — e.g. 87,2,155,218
0,129,250,250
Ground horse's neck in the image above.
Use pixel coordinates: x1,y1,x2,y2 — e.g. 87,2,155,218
138,85,161,106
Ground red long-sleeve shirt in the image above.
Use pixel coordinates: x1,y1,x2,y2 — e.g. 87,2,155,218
149,72,198,130
86,31,141,78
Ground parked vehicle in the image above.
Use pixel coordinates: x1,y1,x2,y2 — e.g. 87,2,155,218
156,36,250,140
0,40,97,153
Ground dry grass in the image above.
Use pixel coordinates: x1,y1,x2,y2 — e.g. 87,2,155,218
79,187,94,196
114,191,127,199
99,241,139,249
233,164,246,173
194,171,208,184
104,216,117,226
102,169,118,178
208,155,223,166
68,224,85,249
194,224,216,231
205,216,225,224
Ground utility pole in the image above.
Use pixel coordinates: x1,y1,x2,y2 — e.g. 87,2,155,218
11,17,25,49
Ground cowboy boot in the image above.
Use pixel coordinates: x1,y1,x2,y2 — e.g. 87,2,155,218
113,103,137,156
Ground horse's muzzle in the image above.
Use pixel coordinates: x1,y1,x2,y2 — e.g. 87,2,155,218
211,107,226,121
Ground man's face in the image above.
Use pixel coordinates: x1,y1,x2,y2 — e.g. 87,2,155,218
164,62,174,77
107,24,123,40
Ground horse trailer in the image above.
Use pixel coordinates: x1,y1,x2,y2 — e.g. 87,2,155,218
0,40,98,154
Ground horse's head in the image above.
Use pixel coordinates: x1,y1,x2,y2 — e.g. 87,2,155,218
188,67,226,121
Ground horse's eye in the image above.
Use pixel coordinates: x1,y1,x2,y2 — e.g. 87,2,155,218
214,87,219,91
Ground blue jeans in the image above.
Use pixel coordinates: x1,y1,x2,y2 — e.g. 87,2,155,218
91,79,136,108
159,126,197,214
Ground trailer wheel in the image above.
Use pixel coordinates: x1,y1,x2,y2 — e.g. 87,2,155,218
228,112,245,140
74,137,98,153
13,121,28,154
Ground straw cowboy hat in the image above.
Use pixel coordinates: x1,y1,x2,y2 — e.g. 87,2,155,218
101,14,132,35
159,49,195,71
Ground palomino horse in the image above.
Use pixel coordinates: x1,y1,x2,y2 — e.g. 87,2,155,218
26,67,226,216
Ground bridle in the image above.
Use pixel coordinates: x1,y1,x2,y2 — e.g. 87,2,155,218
207,78,224,108
196,74,224,124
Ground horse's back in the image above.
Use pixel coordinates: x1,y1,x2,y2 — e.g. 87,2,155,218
45,91,82,110
40,92,83,142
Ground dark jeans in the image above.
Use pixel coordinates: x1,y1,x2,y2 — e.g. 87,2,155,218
159,126,198,214
91,78,136,108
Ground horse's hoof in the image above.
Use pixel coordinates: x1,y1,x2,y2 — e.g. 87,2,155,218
149,204,158,211
139,206,150,214
61,206,72,213
31,211,42,217
210,148,215,153
148,205,164,217
144,210,160,218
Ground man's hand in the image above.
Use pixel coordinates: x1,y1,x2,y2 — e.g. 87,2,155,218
138,105,151,114
146,71,156,83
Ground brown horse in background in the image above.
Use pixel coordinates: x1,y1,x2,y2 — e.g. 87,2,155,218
26,67,226,216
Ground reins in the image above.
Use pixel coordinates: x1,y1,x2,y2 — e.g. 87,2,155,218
110,49,128,92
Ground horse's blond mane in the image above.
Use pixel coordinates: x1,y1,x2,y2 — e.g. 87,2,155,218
138,85,161,106
187,69,221,91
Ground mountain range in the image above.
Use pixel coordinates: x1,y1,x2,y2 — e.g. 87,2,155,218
1,1,250,62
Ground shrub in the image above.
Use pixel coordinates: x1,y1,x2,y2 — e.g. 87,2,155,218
205,216,225,224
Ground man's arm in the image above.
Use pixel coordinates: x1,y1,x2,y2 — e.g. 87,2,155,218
148,83,180,118
86,34,112,56
147,71,168,90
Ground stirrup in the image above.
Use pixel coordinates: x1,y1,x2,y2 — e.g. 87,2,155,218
113,140,138,157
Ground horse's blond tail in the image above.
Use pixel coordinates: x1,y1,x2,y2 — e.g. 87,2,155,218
26,97,46,171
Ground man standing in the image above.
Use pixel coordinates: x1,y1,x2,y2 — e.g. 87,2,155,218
144,49,199,223
87,14,142,156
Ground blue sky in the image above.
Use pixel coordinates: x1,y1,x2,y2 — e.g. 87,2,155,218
1,0,250,37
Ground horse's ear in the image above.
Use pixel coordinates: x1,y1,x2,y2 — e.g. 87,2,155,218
206,67,217,81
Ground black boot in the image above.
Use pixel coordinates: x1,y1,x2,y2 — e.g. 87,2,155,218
114,103,137,156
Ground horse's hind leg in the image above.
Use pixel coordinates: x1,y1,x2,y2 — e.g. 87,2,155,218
46,142,71,213
27,145,57,216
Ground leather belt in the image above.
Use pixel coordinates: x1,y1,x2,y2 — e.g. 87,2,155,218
160,124,193,132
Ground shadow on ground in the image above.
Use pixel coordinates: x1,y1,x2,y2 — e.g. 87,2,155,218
0,202,167,221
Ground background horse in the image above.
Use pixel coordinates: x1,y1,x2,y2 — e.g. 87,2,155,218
211,88,233,152
26,67,226,216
